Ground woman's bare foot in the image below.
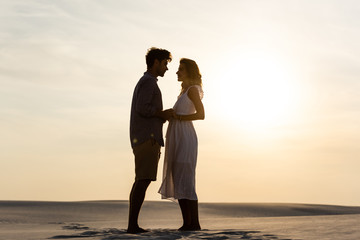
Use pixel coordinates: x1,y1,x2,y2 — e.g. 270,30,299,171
178,225,190,231
178,224,201,231
126,227,148,234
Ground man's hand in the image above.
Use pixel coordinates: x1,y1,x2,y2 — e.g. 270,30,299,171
162,108,175,121
156,108,175,121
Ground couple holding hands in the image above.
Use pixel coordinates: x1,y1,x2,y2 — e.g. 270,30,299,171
128,47,204,233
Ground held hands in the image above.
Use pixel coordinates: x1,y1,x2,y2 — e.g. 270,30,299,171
161,108,175,121
158,109,184,121
173,114,182,121
167,110,184,121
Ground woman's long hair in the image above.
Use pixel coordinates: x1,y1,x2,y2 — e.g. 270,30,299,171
180,58,202,94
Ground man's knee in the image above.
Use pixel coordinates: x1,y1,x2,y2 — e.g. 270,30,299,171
135,179,151,188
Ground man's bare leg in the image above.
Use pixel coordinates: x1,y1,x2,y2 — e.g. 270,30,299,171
127,179,151,233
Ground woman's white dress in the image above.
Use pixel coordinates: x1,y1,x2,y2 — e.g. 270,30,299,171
158,85,203,201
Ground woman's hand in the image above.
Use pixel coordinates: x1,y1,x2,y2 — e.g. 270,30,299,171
175,114,180,121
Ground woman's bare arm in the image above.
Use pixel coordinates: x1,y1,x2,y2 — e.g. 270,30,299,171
176,87,205,121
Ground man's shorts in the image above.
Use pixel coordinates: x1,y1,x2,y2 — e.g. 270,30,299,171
133,138,161,181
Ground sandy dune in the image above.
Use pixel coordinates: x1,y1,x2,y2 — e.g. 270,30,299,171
1,201,359,240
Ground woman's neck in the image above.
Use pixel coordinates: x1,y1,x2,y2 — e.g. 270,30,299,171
180,82,195,95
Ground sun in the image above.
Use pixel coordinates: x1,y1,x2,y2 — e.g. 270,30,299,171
211,51,301,133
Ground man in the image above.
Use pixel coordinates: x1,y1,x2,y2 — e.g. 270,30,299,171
127,47,173,233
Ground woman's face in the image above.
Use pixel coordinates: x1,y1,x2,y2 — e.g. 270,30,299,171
176,63,188,82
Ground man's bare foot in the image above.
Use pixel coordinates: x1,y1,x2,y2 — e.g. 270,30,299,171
126,227,148,234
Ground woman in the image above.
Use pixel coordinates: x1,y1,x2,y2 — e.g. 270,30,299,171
158,58,205,231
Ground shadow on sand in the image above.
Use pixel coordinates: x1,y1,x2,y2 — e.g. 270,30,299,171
49,223,293,240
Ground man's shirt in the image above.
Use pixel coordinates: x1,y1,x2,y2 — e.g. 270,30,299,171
130,72,165,148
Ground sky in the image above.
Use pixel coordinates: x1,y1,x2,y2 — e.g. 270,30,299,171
1,0,359,206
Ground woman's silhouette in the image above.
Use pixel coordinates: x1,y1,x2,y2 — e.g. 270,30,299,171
159,58,205,231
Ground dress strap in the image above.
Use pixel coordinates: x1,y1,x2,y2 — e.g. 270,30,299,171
186,85,203,100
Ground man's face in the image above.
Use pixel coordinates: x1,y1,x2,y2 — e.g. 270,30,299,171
156,59,169,77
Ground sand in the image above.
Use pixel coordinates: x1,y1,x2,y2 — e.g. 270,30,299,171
1,200,360,240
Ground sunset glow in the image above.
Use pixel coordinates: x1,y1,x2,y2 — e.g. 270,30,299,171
211,51,301,134
1,0,359,206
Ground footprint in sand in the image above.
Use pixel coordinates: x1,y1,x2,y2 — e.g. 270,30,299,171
61,223,90,230
50,225,294,240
